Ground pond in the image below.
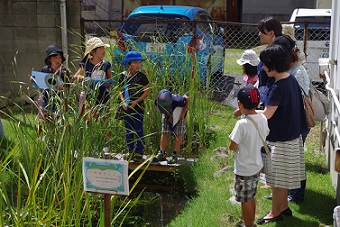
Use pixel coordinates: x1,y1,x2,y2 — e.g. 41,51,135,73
115,166,196,226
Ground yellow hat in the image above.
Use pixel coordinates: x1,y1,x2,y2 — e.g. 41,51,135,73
84,37,110,58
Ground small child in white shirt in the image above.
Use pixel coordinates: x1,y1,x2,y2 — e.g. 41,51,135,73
229,86,269,227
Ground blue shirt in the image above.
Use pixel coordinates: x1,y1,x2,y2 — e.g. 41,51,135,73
265,75,308,142
258,61,275,88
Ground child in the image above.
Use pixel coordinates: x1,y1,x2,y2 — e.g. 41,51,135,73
229,86,269,227
37,44,71,111
73,37,112,105
31,44,71,134
154,89,190,164
118,51,149,161
236,49,260,86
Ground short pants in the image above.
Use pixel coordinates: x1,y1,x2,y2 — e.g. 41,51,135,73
161,114,186,136
234,172,260,203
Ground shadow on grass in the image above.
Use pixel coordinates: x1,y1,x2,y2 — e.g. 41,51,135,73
297,188,335,225
276,216,319,227
305,160,329,174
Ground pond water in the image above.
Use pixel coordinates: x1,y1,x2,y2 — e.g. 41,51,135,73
116,167,195,226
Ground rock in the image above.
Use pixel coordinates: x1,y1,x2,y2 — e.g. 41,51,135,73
213,166,232,177
210,147,230,162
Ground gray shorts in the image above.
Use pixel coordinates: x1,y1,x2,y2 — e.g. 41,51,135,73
234,172,260,202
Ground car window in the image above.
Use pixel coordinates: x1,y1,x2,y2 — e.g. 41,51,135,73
121,14,192,42
194,12,214,35
293,16,330,41
294,16,331,24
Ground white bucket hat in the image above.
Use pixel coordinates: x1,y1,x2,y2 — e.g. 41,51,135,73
84,37,110,58
282,24,297,42
236,49,260,66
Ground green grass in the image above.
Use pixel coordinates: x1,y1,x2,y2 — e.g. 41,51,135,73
169,104,336,227
1,42,335,226
0,97,336,226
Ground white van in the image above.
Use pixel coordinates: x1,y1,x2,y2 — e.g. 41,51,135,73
290,8,331,82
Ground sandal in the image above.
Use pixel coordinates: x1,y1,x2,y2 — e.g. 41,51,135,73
257,214,283,225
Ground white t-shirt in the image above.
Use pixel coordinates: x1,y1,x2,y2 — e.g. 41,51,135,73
229,113,270,176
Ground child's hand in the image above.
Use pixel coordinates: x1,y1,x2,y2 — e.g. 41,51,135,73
72,75,85,81
29,76,34,83
122,105,128,111
233,109,242,117
129,101,137,109
168,115,173,124
55,85,64,91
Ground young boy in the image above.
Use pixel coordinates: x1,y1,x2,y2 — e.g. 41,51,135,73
229,86,269,227
118,51,149,162
154,89,190,164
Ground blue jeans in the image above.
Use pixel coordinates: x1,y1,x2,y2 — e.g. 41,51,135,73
288,129,310,203
124,111,145,154
288,179,306,203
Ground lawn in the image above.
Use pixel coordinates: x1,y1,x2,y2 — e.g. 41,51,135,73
169,103,337,227
0,98,336,226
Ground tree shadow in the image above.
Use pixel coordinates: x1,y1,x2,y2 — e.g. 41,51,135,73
305,160,329,174
296,188,335,225
276,216,320,227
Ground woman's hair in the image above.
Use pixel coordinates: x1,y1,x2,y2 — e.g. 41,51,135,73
257,17,282,37
272,35,299,63
260,44,290,73
243,64,258,77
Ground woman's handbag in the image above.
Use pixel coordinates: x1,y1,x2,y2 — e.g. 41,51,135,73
246,116,272,174
301,88,316,128
309,82,330,121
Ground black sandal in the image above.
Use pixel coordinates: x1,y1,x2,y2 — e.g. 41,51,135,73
257,214,283,225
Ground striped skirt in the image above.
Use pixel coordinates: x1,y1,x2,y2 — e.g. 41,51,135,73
266,137,306,189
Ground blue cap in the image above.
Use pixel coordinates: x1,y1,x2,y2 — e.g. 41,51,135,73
121,51,146,66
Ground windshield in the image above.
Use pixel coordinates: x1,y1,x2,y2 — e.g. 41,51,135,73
294,16,330,41
121,15,191,36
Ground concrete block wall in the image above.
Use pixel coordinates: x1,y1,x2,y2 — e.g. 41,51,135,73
0,0,81,95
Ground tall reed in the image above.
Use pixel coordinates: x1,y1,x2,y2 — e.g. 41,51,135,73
0,30,216,225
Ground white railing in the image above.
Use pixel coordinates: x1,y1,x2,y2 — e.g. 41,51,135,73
324,69,340,150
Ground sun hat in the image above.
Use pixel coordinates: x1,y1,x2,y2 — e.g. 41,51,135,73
44,44,66,65
84,37,110,58
237,86,260,109
155,89,173,114
121,51,147,66
236,50,260,66
273,35,296,51
282,24,297,42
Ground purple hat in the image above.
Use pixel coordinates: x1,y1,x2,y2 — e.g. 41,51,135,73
237,86,260,109
44,44,66,65
121,51,146,66
155,89,173,114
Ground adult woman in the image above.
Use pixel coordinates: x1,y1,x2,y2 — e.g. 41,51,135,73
273,35,311,204
257,17,282,89
256,44,308,224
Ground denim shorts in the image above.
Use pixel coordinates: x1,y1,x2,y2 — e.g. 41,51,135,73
234,172,260,202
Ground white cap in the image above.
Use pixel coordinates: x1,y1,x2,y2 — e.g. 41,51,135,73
236,49,260,66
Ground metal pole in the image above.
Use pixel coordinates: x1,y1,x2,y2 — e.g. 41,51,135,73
60,0,69,68
104,153,111,227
